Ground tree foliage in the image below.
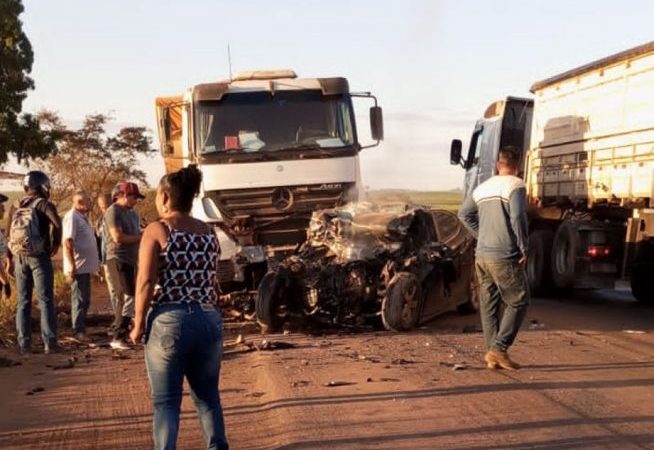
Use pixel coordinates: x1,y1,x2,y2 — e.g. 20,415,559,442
0,0,57,163
37,111,156,208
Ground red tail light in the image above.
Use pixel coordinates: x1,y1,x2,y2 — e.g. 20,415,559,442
587,245,611,258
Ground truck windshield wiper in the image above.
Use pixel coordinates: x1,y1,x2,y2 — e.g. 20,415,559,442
267,143,349,157
267,143,320,152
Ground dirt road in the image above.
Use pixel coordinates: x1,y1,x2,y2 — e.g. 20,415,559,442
1,289,653,450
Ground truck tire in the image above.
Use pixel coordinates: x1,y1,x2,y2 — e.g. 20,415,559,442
527,229,554,296
255,272,286,332
551,221,579,289
631,262,654,305
382,272,422,331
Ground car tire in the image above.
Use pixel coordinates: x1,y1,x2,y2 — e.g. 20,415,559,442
457,269,480,314
382,272,422,331
551,221,579,289
255,272,286,332
527,229,554,296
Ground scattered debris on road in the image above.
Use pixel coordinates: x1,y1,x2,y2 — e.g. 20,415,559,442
25,386,45,396
324,380,357,387
528,320,546,330
245,392,266,398
0,356,21,367
462,325,482,334
47,357,78,370
391,358,416,365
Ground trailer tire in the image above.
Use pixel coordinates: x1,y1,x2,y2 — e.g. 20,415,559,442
631,262,654,305
551,222,579,289
255,272,286,332
527,229,554,296
382,272,422,331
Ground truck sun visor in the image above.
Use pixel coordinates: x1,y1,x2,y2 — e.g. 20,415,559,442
317,78,349,95
193,82,230,102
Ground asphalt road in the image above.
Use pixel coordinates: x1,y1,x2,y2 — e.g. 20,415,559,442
0,290,653,450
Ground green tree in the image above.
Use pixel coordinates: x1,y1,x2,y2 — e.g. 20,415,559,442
37,112,156,210
0,0,57,164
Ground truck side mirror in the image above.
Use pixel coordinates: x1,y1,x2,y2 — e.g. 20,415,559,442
450,139,462,165
370,106,384,141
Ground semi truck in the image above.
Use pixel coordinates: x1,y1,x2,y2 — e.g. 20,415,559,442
155,70,383,298
450,42,654,303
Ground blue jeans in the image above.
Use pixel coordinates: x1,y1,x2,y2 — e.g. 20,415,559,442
475,257,530,352
15,254,57,349
71,273,91,334
145,303,228,450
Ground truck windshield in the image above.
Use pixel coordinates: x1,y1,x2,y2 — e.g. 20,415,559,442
196,91,355,155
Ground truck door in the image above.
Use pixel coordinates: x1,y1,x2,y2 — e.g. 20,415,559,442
462,118,502,200
155,96,185,173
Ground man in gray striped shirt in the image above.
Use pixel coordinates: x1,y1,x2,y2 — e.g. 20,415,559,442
458,147,530,370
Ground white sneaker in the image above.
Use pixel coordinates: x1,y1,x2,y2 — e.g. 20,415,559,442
110,339,130,350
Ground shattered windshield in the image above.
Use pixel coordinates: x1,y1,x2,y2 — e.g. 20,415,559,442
195,91,355,154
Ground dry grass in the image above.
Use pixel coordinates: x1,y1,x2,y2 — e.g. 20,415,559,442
366,190,463,211
0,269,71,347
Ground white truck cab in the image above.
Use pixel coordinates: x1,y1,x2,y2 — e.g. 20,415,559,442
155,70,383,291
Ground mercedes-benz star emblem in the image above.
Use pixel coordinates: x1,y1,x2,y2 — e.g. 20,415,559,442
271,187,294,210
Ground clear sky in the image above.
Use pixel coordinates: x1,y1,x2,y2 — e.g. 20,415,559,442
14,0,654,190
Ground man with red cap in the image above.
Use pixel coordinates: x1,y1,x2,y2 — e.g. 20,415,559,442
104,181,144,349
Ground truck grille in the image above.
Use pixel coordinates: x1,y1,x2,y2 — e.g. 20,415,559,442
206,183,356,247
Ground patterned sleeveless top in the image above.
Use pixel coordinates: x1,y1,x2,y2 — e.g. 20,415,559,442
152,221,220,306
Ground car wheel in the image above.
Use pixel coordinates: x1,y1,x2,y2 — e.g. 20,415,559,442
457,269,480,314
527,229,554,296
382,272,422,331
255,272,286,332
552,221,579,289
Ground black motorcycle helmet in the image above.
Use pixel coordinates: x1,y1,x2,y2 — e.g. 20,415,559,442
23,170,51,199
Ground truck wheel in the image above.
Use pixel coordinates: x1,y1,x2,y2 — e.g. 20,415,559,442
382,272,422,331
527,229,554,296
255,272,286,332
631,262,654,305
551,222,579,289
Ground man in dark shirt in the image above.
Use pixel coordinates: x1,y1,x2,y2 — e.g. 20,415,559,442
105,181,143,349
8,171,62,355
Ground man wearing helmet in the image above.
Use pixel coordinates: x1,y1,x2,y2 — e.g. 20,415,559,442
8,170,63,355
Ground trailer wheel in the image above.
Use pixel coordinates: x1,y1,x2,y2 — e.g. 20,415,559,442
631,262,654,305
551,222,579,289
382,272,422,331
527,229,554,296
255,272,286,332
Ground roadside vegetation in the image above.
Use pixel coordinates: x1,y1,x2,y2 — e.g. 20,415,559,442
367,189,462,211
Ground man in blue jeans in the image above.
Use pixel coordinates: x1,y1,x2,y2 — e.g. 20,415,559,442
63,191,100,342
8,171,62,355
458,147,530,370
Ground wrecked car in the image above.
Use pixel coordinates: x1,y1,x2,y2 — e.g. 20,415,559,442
255,204,478,332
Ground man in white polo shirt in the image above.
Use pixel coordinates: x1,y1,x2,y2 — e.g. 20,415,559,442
63,191,100,341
